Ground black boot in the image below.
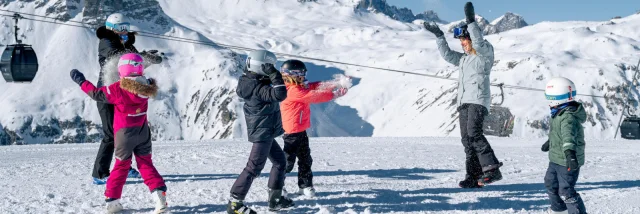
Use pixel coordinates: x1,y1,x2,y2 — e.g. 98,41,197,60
478,168,503,186
268,189,294,211
227,200,256,214
459,174,482,188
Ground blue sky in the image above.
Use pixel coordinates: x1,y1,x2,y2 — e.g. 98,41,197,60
386,0,639,24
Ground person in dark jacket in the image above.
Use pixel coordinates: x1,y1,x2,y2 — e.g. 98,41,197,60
227,50,294,214
92,13,144,184
424,2,503,188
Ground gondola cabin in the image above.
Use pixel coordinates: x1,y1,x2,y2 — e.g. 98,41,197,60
0,44,39,82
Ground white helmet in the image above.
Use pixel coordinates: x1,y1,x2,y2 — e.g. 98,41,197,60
246,50,277,76
105,13,130,32
545,77,577,107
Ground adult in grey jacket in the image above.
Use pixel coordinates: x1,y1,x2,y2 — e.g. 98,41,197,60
424,2,503,188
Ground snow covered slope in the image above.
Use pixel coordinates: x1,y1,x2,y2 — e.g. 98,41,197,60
1,0,640,144
0,0,246,144
1,137,639,213
158,0,640,139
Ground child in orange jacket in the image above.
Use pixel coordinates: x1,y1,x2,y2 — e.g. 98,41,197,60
279,60,349,197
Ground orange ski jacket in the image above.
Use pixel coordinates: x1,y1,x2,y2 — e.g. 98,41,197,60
280,82,335,134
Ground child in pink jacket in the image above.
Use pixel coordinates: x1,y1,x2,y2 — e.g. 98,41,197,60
70,53,167,214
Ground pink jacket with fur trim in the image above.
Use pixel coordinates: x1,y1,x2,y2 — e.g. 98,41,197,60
80,77,158,134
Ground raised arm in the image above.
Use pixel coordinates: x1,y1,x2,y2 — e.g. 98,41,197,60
255,66,288,102
464,2,494,58
436,37,463,66
70,69,120,104
467,22,494,58
424,22,463,66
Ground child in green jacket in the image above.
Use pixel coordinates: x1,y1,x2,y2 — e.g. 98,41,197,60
541,77,587,214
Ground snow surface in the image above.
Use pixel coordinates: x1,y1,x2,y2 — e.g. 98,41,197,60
1,137,640,213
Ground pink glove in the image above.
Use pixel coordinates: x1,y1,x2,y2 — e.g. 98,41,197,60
333,88,348,98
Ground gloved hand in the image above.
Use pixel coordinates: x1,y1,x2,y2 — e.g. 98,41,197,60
541,140,550,152
147,78,156,85
262,63,284,85
464,2,476,24
333,88,348,98
141,50,162,64
423,22,444,38
70,69,86,86
565,150,579,172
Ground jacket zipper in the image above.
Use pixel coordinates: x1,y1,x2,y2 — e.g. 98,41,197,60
299,111,304,124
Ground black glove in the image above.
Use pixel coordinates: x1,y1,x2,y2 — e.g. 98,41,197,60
541,140,550,152
70,69,86,86
262,63,284,85
423,22,444,38
464,2,476,24
148,78,155,85
565,150,579,172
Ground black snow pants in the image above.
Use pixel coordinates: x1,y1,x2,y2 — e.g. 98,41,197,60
458,103,501,180
92,101,116,179
283,131,313,188
544,162,587,214
230,139,287,200
92,101,134,179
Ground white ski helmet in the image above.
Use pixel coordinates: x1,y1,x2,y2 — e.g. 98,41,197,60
105,13,130,32
246,50,277,76
545,77,577,107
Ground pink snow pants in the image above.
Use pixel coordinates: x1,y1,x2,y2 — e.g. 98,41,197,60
105,125,165,199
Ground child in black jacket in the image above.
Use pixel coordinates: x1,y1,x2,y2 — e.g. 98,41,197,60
227,50,294,214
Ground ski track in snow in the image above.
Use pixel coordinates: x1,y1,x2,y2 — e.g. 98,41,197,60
1,137,639,213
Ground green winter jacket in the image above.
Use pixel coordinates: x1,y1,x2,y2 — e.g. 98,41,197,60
548,102,587,167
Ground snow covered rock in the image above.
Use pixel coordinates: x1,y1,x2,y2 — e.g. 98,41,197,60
355,0,446,23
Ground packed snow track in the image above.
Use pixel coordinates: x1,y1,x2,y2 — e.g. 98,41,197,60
1,137,639,213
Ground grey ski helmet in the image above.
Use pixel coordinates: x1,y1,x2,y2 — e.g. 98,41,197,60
246,50,277,76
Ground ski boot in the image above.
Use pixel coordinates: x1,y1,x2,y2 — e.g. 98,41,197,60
478,168,503,186
268,189,295,211
227,200,257,214
128,168,141,179
297,186,316,197
93,176,108,185
152,187,168,213
106,198,123,214
459,175,482,189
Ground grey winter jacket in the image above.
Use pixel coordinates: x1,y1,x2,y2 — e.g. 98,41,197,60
436,22,494,110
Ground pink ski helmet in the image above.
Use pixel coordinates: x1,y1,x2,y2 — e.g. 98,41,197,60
118,53,144,77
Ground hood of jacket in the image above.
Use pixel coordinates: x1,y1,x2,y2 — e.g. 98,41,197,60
557,102,587,124
120,76,158,99
96,26,137,46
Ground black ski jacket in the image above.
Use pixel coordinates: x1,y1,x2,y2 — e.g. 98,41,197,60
96,26,139,87
236,71,288,142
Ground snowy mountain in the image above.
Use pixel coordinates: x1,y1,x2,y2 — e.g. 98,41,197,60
446,12,528,35
356,0,447,23
1,0,640,144
487,12,529,34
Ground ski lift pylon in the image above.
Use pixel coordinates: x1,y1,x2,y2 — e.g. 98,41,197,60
1,13,39,83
